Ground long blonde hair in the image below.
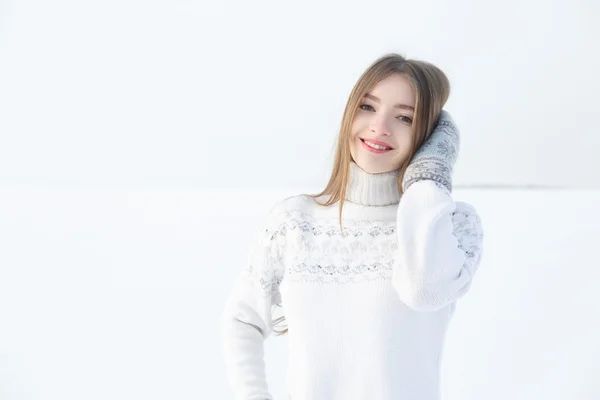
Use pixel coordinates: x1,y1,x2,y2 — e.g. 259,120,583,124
272,52,451,336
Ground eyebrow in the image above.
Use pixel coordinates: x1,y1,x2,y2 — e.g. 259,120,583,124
364,93,414,111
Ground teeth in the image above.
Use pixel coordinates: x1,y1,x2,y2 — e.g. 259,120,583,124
364,140,391,150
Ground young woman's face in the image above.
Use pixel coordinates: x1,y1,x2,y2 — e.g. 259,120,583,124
349,73,415,174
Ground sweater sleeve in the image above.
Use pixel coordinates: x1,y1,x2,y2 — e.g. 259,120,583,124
392,179,484,312
220,202,287,400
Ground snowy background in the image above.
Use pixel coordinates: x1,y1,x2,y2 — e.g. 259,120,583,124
1,0,599,399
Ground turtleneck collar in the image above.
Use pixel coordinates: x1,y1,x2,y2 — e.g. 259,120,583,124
345,161,401,206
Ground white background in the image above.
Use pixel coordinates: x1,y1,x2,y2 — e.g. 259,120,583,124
1,0,599,399
1,0,599,189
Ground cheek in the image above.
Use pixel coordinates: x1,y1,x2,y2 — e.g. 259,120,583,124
351,114,370,133
398,133,413,148
396,127,413,145
392,133,414,158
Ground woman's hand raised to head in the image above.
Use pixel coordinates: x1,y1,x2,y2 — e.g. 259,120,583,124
401,110,460,193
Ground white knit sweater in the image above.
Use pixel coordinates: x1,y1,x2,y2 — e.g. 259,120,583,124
221,161,484,400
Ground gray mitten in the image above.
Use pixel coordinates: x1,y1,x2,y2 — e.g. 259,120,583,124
401,110,460,193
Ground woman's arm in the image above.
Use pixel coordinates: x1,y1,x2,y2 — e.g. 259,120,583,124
392,179,484,312
220,202,286,399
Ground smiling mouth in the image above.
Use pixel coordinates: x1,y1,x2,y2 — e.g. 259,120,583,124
360,138,393,150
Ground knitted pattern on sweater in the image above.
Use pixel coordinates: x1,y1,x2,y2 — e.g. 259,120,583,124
221,161,484,400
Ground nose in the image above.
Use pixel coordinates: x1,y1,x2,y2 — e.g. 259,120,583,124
369,115,391,136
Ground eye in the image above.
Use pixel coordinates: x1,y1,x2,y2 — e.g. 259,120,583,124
359,103,413,125
397,115,413,124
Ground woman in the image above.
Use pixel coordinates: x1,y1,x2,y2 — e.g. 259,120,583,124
221,53,484,400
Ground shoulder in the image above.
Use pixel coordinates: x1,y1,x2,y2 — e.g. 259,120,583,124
263,193,316,228
452,200,484,239
274,193,318,214
454,200,479,216
453,200,481,219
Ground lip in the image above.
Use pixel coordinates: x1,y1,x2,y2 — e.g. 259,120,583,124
360,138,394,149
360,138,392,154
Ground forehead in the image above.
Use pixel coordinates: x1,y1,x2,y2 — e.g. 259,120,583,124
368,74,415,107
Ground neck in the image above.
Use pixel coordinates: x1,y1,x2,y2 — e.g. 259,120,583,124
345,161,401,206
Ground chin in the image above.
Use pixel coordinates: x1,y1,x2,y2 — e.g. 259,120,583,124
353,159,396,174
